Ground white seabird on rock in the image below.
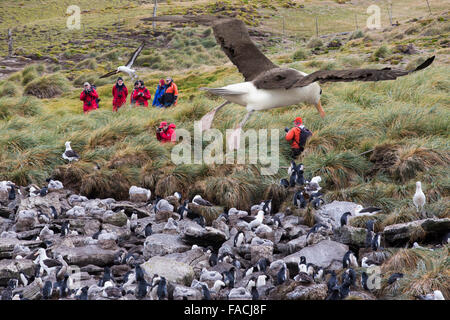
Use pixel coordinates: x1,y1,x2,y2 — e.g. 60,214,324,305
48,179,64,191
62,141,80,162
305,176,322,195
248,210,265,230
193,195,213,207
129,186,151,202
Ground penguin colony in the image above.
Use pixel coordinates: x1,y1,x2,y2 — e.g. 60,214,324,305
0,167,446,300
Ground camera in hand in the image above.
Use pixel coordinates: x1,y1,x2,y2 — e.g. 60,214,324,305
284,127,290,133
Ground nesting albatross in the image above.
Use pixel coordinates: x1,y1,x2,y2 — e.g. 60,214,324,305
62,141,80,162
143,15,435,150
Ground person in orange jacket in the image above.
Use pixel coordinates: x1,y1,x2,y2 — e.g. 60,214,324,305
162,77,178,107
156,121,176,143
132,80,151,107
285,117,312,158
80,82,99,114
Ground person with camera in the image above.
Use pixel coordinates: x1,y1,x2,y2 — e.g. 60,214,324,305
156,121,176,143
285,117,312,159
130,81,139,105
132,80,151,107
80,82,99,114
161,77,178,108
112,77,128,112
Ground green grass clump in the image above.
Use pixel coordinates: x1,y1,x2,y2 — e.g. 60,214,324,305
201,38,217,48
0,96,42,120
373,45,391,59
292,48,308,61
350,30,364,39
24,73,71,99
307,37,323,48
22,70,38,86
0,81,22,97
75,58,98,70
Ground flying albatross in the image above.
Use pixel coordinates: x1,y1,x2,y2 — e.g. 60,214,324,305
99,42,146,80
142,15,435,150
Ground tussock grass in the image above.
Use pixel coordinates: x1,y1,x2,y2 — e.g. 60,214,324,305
292,48,308,61
205,174,261,210
396,249,450,299
24,73,71,98
75,58,98,70
370,143,450,182
80,169,131,200
349,215,386,232
381,207,422,228
263,183,288,214
0,81,22,97
307,37,323,48
302,206,316,227
382,248,421,273
304,151,370,189
0,96,42,120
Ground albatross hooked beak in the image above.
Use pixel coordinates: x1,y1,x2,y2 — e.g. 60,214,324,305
316,100,325,118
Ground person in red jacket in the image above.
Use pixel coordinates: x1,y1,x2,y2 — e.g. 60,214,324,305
156,121,176,143
112,77,128,112
132,80,151,107
130,81,139,105
80,82,99,114
285,117,312,159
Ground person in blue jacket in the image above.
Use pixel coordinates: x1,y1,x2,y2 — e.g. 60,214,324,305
152,79,166,107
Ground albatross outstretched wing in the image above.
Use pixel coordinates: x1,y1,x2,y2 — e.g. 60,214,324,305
287,56,435,89
141,15,278,81
212,18,278,81
253,56,435,90
99,70,119,79
125,42,146,68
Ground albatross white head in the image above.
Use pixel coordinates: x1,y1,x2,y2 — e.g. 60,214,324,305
416,181,423,191
65,141,72,151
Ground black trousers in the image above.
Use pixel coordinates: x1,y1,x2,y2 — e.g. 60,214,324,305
291,147,304,159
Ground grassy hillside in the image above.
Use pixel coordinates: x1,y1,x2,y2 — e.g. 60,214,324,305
0,0,449,218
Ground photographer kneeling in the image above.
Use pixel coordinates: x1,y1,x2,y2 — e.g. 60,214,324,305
156,121,176,143
285,117,312,159
80,82,99,114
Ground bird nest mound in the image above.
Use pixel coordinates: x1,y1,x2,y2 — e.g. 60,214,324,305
369,143,450,182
